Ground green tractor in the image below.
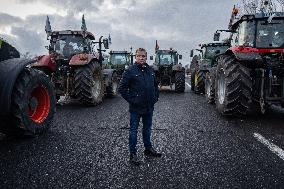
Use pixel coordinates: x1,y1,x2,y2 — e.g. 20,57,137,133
190,42,230,99
150,42,184,93
106,50,133,80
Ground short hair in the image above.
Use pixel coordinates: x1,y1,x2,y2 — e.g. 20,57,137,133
135,48,147,56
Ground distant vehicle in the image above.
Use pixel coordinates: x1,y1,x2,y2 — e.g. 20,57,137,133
190,42,230,97
150,41,185,93
0,38,55,136
106,50,134,80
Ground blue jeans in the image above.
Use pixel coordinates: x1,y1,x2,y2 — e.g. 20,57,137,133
129,111,153,154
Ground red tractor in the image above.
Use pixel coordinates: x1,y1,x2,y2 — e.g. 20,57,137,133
211,7,284,115
33,15,115,105
0,38,56,136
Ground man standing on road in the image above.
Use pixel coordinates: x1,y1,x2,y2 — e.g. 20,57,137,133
118,48,162,165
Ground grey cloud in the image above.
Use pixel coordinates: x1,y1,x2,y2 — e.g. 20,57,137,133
10,26,46,54
0,13,22,26
16,0,104,13
1,0,241,65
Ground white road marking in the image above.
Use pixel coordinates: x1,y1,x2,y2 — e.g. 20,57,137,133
253,133,284,161
185,82,191,88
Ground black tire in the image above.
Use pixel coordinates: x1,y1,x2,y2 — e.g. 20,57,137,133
0,68,56,136
190,70,195,91
215,55,252,116
194,70,206,94
74,61,104,105
175,71,185,93
34,67,61,102
106,72,118,97
205,68,216,104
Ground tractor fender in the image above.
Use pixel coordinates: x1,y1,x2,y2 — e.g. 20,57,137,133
32,54,56,72
102,69,116,87
227,47,262,63
69,54,98,66
0,58,36,115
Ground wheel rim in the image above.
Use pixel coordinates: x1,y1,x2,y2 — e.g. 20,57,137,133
194,72,198,87
217,69,225,105
29,86,50,123
92,74,102,99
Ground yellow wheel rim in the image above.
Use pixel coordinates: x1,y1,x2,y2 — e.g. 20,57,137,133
194,72,198,87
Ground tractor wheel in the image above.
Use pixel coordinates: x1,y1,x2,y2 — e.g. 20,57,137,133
74,61,104,105
34,67,61,102
194,70,206,94
175,71,185,93
215,55,252,116
190,70,195,91
0,68,56,136
205,68,216,104
106,72,118,97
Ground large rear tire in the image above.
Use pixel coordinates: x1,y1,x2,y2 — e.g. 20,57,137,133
74,61,104,105
215,55,252,116
205,68,216,104
194,70,206,94
175,71,185,93
0,68,56,136
106,72,118,97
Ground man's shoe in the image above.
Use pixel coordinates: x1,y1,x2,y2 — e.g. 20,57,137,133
144,148,162,157
130,154,141,166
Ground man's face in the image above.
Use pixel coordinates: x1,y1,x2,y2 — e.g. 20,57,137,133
135,50,147,64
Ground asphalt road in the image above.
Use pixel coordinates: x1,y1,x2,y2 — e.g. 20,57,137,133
1,77,284,189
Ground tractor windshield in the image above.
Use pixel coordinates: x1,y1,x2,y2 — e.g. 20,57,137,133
110,54,130,65
158,53,177,65
256,19,284,48
53,35,85,58
204,46,229,59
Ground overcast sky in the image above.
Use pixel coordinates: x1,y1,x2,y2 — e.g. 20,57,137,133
0,0,241,65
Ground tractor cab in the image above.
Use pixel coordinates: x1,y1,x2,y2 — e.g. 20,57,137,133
200,43,231,69
155,50,178,66
49,31,95,59
201,43,230,59
109,51,132,67
230,12,284,49
154,49,181,66
49,31,95,60
108,50,133,80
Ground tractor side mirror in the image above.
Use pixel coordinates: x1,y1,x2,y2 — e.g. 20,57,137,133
179,55,182,59
150,56,153,60
214,32,220,41
190,50,194,57
103,38,109,49
47,45,54,51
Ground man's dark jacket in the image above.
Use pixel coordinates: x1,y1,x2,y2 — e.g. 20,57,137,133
118,63,159,114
